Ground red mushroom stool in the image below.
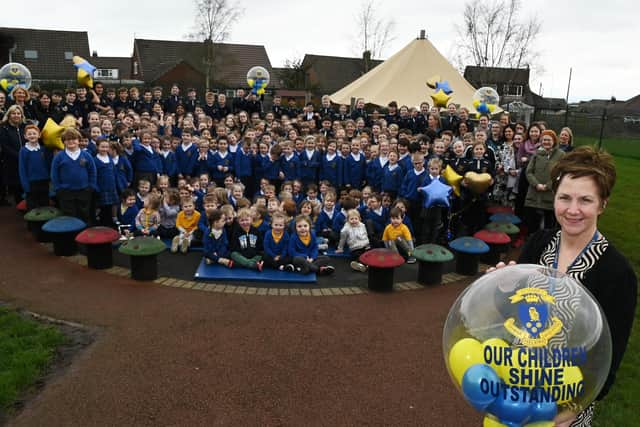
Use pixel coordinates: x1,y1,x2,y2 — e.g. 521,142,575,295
413,244,454,285
473,230,511,265
75,227,121,269
359,248,405,292
486,205,514,215
16,199,27,215
448,237,490,276
485,222,520,247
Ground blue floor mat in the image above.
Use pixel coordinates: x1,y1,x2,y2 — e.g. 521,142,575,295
194,259,317,283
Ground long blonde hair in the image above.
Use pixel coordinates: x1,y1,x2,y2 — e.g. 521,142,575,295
2,104,25,125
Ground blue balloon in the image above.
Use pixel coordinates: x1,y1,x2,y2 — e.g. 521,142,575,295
477,102,491,114
529,393,557,423
488,391,531,427
461,364,500,411
435,80,453,95
419,179,451,208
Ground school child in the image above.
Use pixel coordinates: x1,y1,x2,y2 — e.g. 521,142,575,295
109,141,132,195
158,188,180,239
336,209,371,272
381,150,403,199
291,179,304,205
319,140,342,189
461,140,495,235
230,208,264,270
262,212,294,271
363,193,388,247
299,135,321,185
50,128,97,224
234,139,254,196
399,152,428,244
332,195,357,236
194,139,213,177
343,138,366,189
93,138,119,226
280,141,300,181
315,191,339,245
117,189,138,236
251,205,271,237
220,204,236,237
211,137,234,186
229,182,244,209
382,207,416,263
135,179,151,209
366,144,388,193
288,214,335,275
263,144,282,188
302,183,322,212
172,198,201,253
417,158,448,244
174,129,198,179
397,138,413,172
18,124,50,210
196,193,219,241
130,130,161,186
203,209,233,267
134,193,161,237
445,141,467,237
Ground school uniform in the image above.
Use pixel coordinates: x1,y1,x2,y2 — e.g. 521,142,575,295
418,175,449,244
299,149,321,185
203,228,230,263
332,209,348,236
319,153,342,189
194,151,214,177
175,143,198,177
234,147,254,194
163,95,183,114
130,141,161,186
263,229,291,269
350,108,367,121
93,154,119,210
398,153,412,174
342,152,366,189
399,168,427,243
210,151,234,184
18,143,50,210
288,231,332,274
366,156,388,192
263,156,282,185
381,163,404,197
280,153,300,181
50,149,97,224
117,204,139,231
160,150,177,182
364,207,389,236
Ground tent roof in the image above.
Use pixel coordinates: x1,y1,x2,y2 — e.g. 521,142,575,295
330,37,479,111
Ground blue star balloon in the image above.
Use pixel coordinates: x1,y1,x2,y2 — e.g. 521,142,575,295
419,179,452,208
435,80,453,95
72,56,96,88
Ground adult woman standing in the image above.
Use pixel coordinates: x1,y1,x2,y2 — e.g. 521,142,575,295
524,129,565,233
559,126,574,152
0,105,26,204
514,123,542,227
516,146,637,426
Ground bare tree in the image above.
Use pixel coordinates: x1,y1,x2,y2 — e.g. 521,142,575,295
454,0,541,70
186,0,243,91
353,0,396,64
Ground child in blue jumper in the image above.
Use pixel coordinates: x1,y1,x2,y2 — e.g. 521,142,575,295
289,214,334,275
262,212,294,271
19,124,50,210
117,189,139,237
94,138,119,225
203,209,233,268
343,138,366,189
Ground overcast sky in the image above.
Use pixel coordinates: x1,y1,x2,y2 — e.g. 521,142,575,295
14,0,638,102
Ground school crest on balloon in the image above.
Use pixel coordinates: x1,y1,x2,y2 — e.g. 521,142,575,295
0,62,32,95
472,87,500,117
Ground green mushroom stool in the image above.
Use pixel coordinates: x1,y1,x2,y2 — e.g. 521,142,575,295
413,244,454,286
359,248,406,292
118,236,166,281
24,207,62,242
485,222,520,247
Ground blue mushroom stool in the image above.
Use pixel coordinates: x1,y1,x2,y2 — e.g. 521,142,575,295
42,216,86,256
489,213,522,225
449,237,489,276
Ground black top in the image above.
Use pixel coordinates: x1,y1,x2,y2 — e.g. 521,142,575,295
518,229,637,400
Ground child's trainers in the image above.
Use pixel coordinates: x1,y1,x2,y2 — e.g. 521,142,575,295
319,265,335,275
407,256,417,264
171,236,180,253
284,264,295,272
350,261,368,273
180,238,189,253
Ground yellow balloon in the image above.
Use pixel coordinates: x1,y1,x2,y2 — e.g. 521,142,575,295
430,89,451,109
464,172,492,194
59,114,77,128
247,78,255,87
426,74,441,89
473,99,481,108
448,338,484,385
483,415,509,427
41,118,65,150
488,104,497,112
443,165,463,197
557,366,583,404
524,422,554,427
482,338,511,381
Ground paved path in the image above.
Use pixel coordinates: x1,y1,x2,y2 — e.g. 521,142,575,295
0,208,480,426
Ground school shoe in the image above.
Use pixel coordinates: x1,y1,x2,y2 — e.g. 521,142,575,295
350,261,368,273
406,256,417,264
171,236,180,253
319,265,335,275
256,261,264,272
180,238,189,254
284,264,295,273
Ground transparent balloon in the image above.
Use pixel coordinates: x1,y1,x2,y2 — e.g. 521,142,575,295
473,87,500,107
443,264,611,427
0,62,32,94
246,66,270,95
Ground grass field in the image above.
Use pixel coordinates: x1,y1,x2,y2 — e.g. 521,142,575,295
580,140,640,427
0,308,65,413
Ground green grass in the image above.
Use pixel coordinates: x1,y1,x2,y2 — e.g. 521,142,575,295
0,307,65,412
590,142,640,426
575,136,640,160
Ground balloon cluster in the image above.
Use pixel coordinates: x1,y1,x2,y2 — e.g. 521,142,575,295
443,265,612,427
0,62,32,95
426,74,454,109
73,56,96,89
246,66,270,96
472,87,500,116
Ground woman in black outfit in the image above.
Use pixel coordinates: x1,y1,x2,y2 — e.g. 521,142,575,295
0,105,26,204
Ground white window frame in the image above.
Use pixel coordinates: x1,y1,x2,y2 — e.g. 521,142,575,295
24,50,38,59
95,69,119,79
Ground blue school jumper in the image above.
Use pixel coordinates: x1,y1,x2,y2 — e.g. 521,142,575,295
399,154,412,174
366,157,387,192
113,155,133,193
399,169,427,204
234,148,253,181
19,145,50,192
263,230,290,259
194,152,214,177
51,150,97,191
315,208,336,233
288,232,318,259
263,157,281,182
252,153,269,183
161,150,177,178
130,141,161,175
343,153,366,188
280,153,300,181
319,153,342,189
254,220,271,238
365,207,389,234
203,228,230,262
332,209,347,234
118,205,139,231
175,143,198,177
210,151,234,181
381,164,404,194
93,155,119,206
299,149,321,184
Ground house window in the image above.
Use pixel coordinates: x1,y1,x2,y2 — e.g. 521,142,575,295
95,69,119,79
133,61,139,75
503,84,523,97
225,90,235,98
64,51,73,60
24,50,38,59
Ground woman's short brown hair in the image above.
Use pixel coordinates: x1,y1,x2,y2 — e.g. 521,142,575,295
551,146,616,200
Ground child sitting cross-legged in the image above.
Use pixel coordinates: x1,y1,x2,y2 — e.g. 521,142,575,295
336,209,371,273
203,209,233,268
289,214,335,275
382,207,417,264
262,212,294,272
172,198,201,254
230,208,264,271
134,193,161,237
117,188,139,238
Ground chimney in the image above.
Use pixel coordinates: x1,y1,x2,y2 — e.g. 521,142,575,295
419,29,426,39
92,50,98,57
363,50,371,73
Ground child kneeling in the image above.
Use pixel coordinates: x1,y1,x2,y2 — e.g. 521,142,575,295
203,209,233,268
336,209,371,273
382,207,416,264
289,214,334,275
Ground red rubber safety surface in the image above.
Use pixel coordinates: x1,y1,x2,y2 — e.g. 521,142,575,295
0,208,480,426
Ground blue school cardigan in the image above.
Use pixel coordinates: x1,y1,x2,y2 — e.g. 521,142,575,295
263,230,290,258
288,232,318,259
203,228,230,262
50,150,97,191
319,154,342,188
175,143,198,176
19,146,50,192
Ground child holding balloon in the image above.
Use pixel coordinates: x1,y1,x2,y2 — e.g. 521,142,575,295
417,158,448,244
461,140,494,235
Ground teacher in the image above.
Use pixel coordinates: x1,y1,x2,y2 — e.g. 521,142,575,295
516,146,637,427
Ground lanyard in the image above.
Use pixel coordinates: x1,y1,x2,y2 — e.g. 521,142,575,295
552,230,599,271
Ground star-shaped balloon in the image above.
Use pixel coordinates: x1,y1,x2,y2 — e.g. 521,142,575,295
426,75,441,89
73,56,96,88
419,179,452,208
435,80,453,95
443,165,463,197
431,89,451,109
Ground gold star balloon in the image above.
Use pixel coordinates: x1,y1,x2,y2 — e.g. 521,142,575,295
431,89,451,109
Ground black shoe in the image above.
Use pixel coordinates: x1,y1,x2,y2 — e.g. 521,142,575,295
284,264,295,272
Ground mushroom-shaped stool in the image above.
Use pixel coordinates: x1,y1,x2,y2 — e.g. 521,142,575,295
359,248,405,292
448,237,489,276
75,227,120,269
489,213,522,225
24,207,62,241
473,230,511,265
42,216,86,256
413,244,454,286
485,222,520,246
118,236,166,281
16,199,27,215
486,205,514,215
